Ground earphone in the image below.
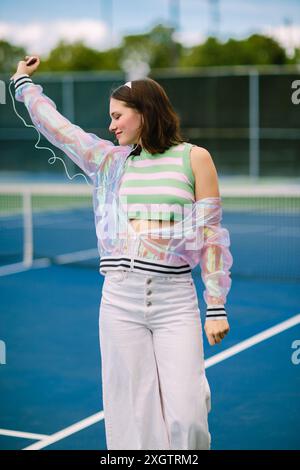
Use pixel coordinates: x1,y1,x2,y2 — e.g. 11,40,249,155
26,57,38,66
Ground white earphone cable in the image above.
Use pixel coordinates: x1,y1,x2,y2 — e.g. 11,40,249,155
8,80,138,189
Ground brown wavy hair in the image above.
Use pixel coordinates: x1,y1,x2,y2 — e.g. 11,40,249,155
109,77,185,155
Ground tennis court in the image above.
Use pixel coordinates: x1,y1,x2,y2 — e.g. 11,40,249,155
0,180,299,450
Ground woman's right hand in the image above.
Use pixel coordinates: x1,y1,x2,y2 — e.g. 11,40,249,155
11,55,40,81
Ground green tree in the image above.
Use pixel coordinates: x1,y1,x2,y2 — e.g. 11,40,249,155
180,37,223,67
242,34,286,65
0,40,27,73
0,29,291,75
39,40,122,72
148,24,183,68
286,47,300,65
120,24,183,72
180,34,288,67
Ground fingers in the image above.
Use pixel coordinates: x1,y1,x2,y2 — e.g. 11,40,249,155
19,55,39,64
205,320,230,346
207,334,219,346
26,56,38,65
207,333,224,346
211,334,222,345
23,55,39,65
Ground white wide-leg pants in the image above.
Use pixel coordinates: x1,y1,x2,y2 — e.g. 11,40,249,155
99,269,211,450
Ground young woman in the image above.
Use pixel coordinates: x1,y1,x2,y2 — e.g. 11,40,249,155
11,56,233,450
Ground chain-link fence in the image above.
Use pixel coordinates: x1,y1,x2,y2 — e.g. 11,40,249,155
0,65,299,178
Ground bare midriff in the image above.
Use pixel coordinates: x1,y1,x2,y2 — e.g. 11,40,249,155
128,218,175,246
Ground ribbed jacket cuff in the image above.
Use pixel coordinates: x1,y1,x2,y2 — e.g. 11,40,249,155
13,74,33,92
205,305,227,321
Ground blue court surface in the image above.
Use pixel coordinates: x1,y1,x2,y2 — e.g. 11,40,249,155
0,201,299,450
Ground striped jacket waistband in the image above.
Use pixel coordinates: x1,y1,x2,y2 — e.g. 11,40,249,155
99,256,192,276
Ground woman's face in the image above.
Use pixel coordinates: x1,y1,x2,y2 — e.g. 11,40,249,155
109,98,143,146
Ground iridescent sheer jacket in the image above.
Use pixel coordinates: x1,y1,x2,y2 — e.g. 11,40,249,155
13,74,233,320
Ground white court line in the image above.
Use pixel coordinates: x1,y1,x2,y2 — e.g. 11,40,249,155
0,248,98,277
205,313,300,368
54,248,98,264
23,411,104,450
0,429,48,440
0,258,50,277
21,313,300,450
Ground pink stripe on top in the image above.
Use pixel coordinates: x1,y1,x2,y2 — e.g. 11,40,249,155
120,186,194,200
129,157,183,167
122,171,190,184
118,142,195,221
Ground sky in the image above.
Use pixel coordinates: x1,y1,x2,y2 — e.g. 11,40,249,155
0,0,299,57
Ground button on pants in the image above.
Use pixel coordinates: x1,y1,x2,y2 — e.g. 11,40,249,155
99,269,211,450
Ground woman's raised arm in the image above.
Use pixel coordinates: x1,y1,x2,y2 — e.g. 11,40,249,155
11,56,129,184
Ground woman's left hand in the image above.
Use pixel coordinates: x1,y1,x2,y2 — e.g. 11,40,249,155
10,55,41,81
204,319,230,346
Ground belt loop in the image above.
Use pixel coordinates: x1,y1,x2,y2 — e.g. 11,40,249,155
129,238,140,271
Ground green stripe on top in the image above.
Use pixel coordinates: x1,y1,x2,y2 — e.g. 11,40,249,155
119,142,196,221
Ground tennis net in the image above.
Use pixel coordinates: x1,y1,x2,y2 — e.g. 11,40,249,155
0,182,299,281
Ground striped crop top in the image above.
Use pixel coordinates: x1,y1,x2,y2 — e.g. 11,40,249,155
118,142,195,222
